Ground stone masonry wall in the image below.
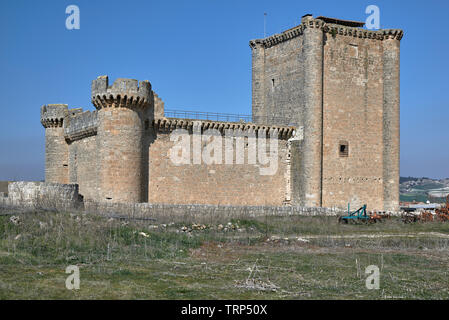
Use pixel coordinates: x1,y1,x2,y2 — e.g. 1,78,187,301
68,135,98,200
321,26,385,210
64,110,99,200
147,121,292,206
44,127,69,184
97,107,145,203
251,32,304,126
4,181,82,210
84,200,349,222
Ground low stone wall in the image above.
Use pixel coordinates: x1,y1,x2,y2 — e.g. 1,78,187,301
0,182,402,222
4,181,83,211
84,200,349,223
84,202,404,223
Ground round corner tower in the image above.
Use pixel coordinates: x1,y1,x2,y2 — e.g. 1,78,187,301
41,104,69,184
91,75,152,203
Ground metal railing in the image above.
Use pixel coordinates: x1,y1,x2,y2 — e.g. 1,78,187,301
164,109,294,126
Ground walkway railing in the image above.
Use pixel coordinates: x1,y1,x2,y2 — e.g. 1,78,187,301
164,109,294,126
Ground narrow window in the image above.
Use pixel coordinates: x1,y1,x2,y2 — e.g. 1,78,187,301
271,78,275,88
339,141,349,157
145,119,149,130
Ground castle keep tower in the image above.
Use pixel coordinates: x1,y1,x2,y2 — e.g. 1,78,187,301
41,104,69,184
250,15,403,211
91,76,152,203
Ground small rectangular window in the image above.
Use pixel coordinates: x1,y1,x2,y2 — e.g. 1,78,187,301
339,141,349,157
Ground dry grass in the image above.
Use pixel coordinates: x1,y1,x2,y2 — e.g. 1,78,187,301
1,208,449,299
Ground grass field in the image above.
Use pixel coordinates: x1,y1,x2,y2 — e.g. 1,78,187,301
1,210,449,299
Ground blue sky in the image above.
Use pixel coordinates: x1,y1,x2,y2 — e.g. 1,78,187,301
0,0,448,180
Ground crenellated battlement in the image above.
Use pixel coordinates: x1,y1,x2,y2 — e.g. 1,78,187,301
153,92,165,118
91,75,152,109
64,110,98,142
40,104,69,128
152,117,296,139
249,15,403,49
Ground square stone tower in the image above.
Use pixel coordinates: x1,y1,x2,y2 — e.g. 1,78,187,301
250,15,403,211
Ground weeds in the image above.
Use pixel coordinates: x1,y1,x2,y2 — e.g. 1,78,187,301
0,209,448,299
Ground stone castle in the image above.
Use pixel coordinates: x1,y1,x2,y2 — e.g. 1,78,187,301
40,15,403,211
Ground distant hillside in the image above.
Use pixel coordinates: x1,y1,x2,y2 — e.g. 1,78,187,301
400,176,449,203
400,176,426,183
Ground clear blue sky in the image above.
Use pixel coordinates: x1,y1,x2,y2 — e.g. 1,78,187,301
0,0,448,180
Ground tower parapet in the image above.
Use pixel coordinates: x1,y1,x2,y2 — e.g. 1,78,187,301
249,16,403,50
40,104,69,128
91,75,151,109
